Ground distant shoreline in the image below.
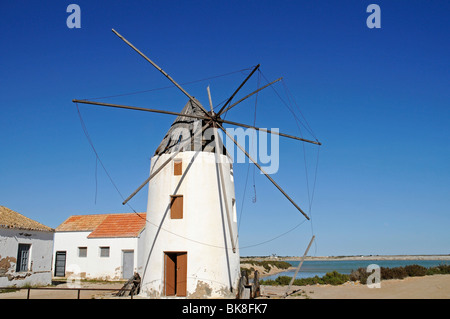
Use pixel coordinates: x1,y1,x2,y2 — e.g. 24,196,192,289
242,255,450,261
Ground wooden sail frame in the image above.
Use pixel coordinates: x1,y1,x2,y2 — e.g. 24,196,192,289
73,28,322,221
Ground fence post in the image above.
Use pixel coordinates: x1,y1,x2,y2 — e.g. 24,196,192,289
253,270,260,298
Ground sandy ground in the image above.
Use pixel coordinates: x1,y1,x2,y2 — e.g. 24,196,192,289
241,256,450,299
260,274,450,299
1,275,449,299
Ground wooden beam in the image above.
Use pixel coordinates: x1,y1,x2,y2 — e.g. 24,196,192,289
283,235,315,298
216,64,260,116
216,122,310,220
111,29,212,118
219,118,321,145
217,77,282,116
207,86,214,114
208,87,237,253
72,99,212,121
73,99,321,145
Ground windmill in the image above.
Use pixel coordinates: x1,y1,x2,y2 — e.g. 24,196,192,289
73,29,321,298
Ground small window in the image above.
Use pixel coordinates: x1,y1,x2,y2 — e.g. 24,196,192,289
78,247,87,258
174,160,182,176
170,195,183,219
16,244,31,272
232,198,237,222
100,247,110,258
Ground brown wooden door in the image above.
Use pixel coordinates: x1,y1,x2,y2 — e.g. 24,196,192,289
176,252,187,296
164,252,187,297
164,253,176,296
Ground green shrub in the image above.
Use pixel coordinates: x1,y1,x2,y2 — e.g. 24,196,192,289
381,266,407,280
260,271,349,286
275,276,292,285
321,271,350,285
349,264,450,283
260,279,277,285
404,264,427,277
349,267,368,284
293,275,324,286
426,264,450,275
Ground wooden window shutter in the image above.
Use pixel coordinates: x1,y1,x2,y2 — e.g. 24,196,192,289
170,195,183,219
174,160,182,176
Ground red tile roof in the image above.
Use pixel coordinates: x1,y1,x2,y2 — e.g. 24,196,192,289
56,213,146,238
55,214,108,232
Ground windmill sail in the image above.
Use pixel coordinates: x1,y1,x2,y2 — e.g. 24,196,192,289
73,28,322,298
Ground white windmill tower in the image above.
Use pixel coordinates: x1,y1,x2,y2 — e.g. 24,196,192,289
73,29,321,298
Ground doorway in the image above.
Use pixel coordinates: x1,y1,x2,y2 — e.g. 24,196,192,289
54,251,66,277
164,252,187,297
122,250,134,279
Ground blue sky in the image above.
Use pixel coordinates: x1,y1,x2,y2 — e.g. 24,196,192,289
1,1,449,257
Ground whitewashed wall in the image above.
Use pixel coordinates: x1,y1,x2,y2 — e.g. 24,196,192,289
53,231,142,280
140,151,240,298
0,228,54,287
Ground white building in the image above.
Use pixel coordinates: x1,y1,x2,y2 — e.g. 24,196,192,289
139,99,241,298
53,213,146,281
0,206,54,287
